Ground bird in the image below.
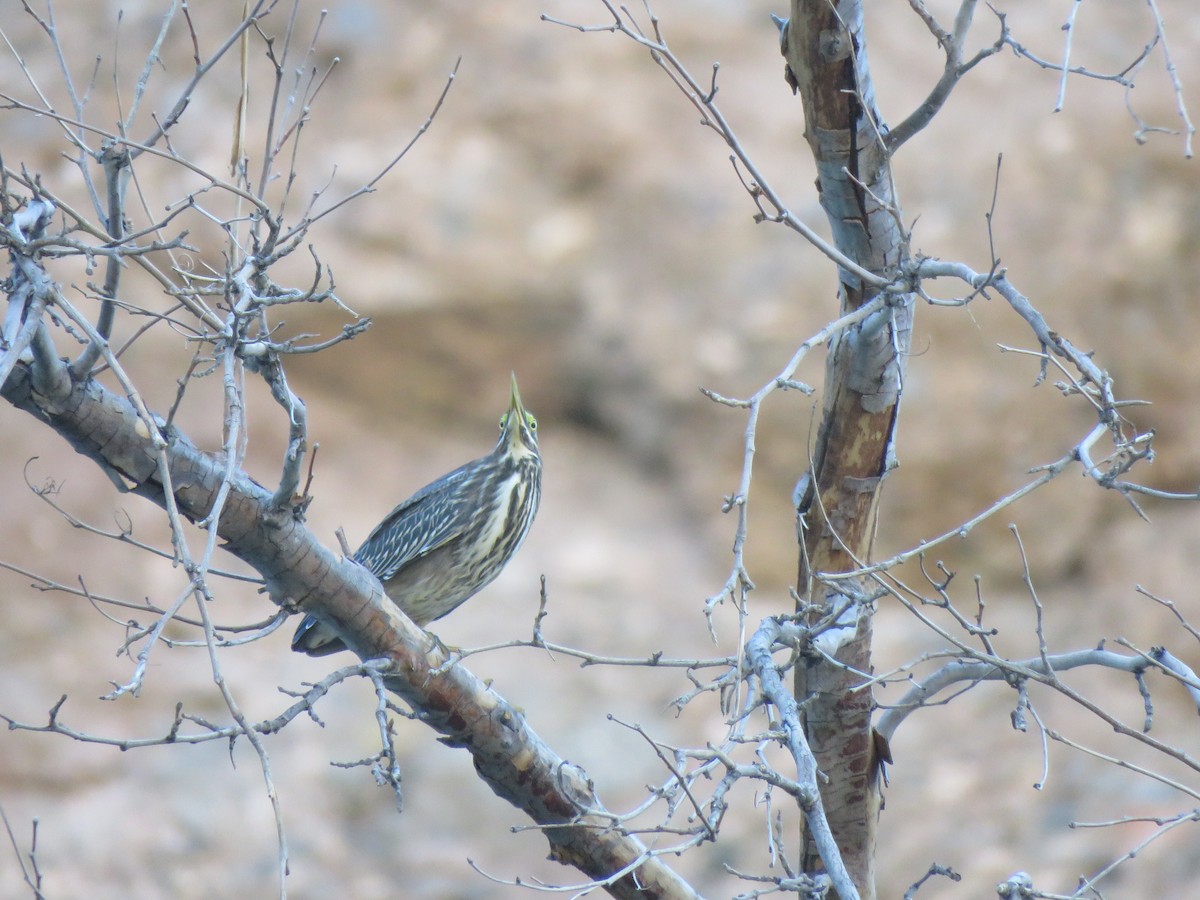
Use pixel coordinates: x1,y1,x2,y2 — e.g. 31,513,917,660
292,372,542,656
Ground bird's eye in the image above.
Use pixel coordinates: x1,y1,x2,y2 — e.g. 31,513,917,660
527,414,537,431
499,414,507,430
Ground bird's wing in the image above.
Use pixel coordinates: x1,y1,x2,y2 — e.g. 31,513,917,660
351,461,477,581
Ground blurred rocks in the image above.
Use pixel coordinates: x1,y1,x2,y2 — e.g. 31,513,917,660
1,1,1198,897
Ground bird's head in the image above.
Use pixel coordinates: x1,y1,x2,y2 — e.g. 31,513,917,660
499,371,539,459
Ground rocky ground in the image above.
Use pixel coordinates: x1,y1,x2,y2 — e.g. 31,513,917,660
1,1,1199,897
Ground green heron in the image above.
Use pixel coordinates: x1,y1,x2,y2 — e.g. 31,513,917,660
292,372,542,656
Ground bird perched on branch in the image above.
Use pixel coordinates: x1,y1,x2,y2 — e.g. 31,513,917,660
292,372,542,656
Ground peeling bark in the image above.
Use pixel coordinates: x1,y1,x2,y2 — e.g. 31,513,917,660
782,2,914,896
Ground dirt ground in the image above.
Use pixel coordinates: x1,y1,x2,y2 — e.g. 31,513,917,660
1,1,1199,897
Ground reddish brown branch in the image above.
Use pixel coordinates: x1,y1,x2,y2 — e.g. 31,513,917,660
0,358,696,899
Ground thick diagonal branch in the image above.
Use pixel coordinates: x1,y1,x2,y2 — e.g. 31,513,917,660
0,357,696,899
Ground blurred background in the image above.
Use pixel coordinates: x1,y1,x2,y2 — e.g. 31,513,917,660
1,1,1198,896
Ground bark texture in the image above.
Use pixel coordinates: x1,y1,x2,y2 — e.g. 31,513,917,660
782,2,913,896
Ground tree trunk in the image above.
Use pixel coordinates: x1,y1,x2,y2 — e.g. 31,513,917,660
782,2,912,896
